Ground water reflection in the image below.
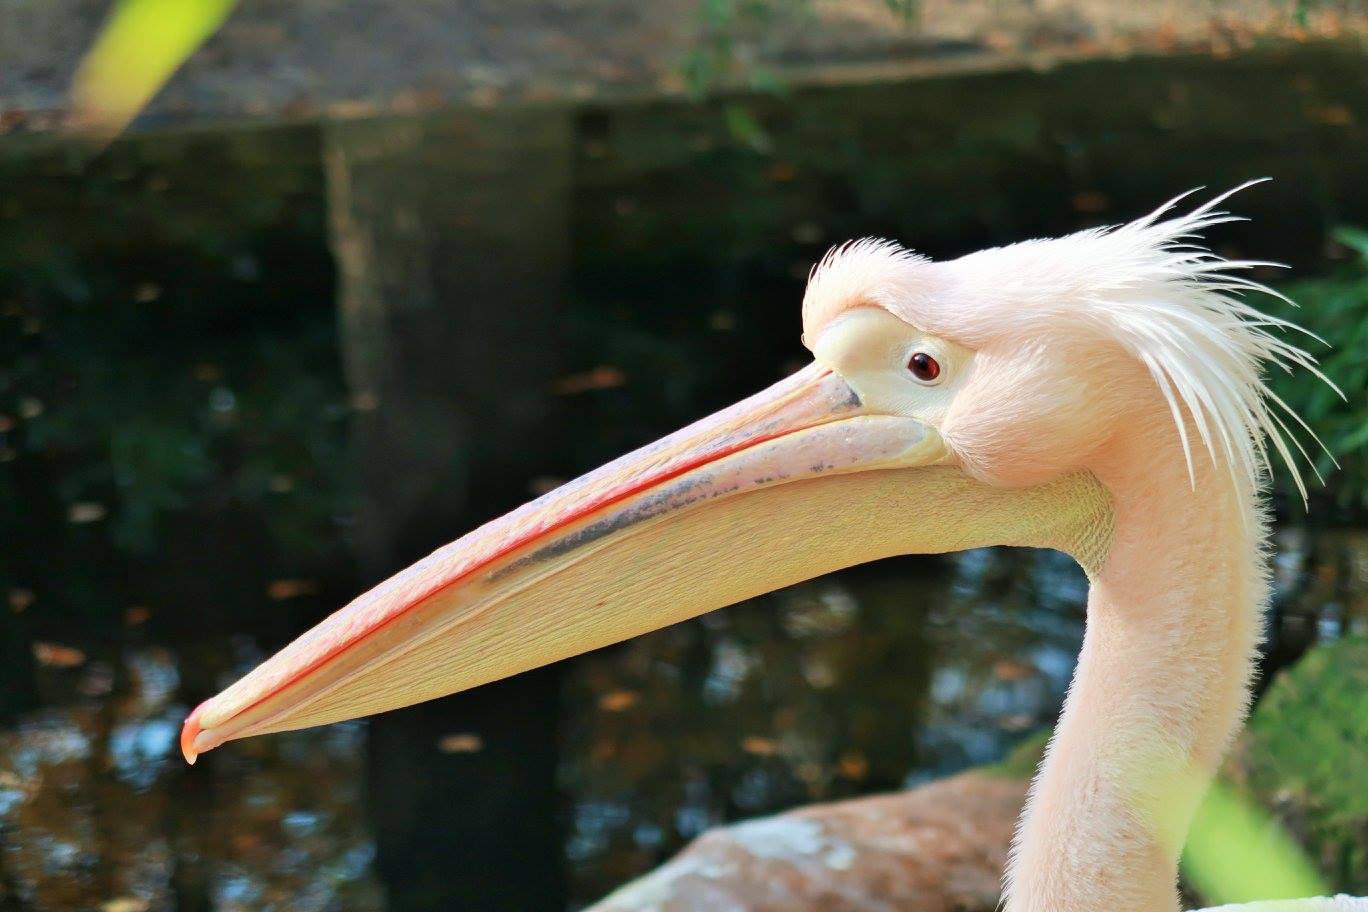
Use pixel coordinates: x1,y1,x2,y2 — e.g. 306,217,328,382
0,646,381,911
558,533,1367,906
0,530,1361,910
559,553,1042,901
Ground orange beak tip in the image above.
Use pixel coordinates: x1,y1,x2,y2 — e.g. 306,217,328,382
181,702,206,765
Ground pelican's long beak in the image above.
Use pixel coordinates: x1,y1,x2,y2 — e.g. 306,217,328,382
182,360,954,763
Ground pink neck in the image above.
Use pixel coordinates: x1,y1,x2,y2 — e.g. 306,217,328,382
1005,407,1268,912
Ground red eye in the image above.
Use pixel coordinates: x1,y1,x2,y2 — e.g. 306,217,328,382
908,352,941,382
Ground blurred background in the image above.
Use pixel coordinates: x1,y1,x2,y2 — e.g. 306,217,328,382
0,2,1365,910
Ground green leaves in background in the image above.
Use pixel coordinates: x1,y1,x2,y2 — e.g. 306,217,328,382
681,0,918,98
994,636,1367,903
1241,635,1368,892
1182,634,1368,902
1271,229,1368,511
71,0,238,135
1183,780,1328,905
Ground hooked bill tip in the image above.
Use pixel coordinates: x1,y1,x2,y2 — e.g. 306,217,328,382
181,703,206,765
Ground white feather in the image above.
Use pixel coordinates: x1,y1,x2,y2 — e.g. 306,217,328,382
803,183,1342,501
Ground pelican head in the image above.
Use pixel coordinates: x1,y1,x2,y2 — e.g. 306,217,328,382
182,184,1319,781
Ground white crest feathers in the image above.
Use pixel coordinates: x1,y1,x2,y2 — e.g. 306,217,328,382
803,181,1341,499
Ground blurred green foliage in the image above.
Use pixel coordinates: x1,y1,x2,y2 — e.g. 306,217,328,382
1186,633,1368,901
1184,779,1329,905
1240,634,1368,892
1270,230,1368,511
681,0,918,100
990,635,1367,903
984,734,1337,905
72,0,238,134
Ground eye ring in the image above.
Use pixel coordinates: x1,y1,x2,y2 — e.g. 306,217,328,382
907,351,941,383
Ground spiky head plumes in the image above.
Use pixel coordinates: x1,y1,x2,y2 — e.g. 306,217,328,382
802,182,1339,500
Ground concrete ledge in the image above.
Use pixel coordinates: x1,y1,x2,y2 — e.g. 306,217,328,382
1,0,1364,134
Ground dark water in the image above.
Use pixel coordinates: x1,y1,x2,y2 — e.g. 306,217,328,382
0,47,1366,911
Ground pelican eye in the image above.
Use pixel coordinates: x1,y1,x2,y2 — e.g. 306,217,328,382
907,352,941,383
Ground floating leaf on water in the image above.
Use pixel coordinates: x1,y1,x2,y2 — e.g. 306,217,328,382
552,366,627,396
837,752,869,780
267,580,317,600
437,733,484,754
132,282,162,303
33,642,87,668
68,502,108,524
740,736,778,756
101,897,150,912
350,391,381,412
598,691,640,713
1311,105,1353,126
528,477,566,496
1072,191,1110,213
991,659,1037,681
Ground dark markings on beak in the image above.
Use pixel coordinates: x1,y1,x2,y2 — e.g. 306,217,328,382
488,459,798,581
485,374,858,582
490,472,717,580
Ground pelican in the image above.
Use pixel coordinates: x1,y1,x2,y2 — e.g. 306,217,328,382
182,185,1362,912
